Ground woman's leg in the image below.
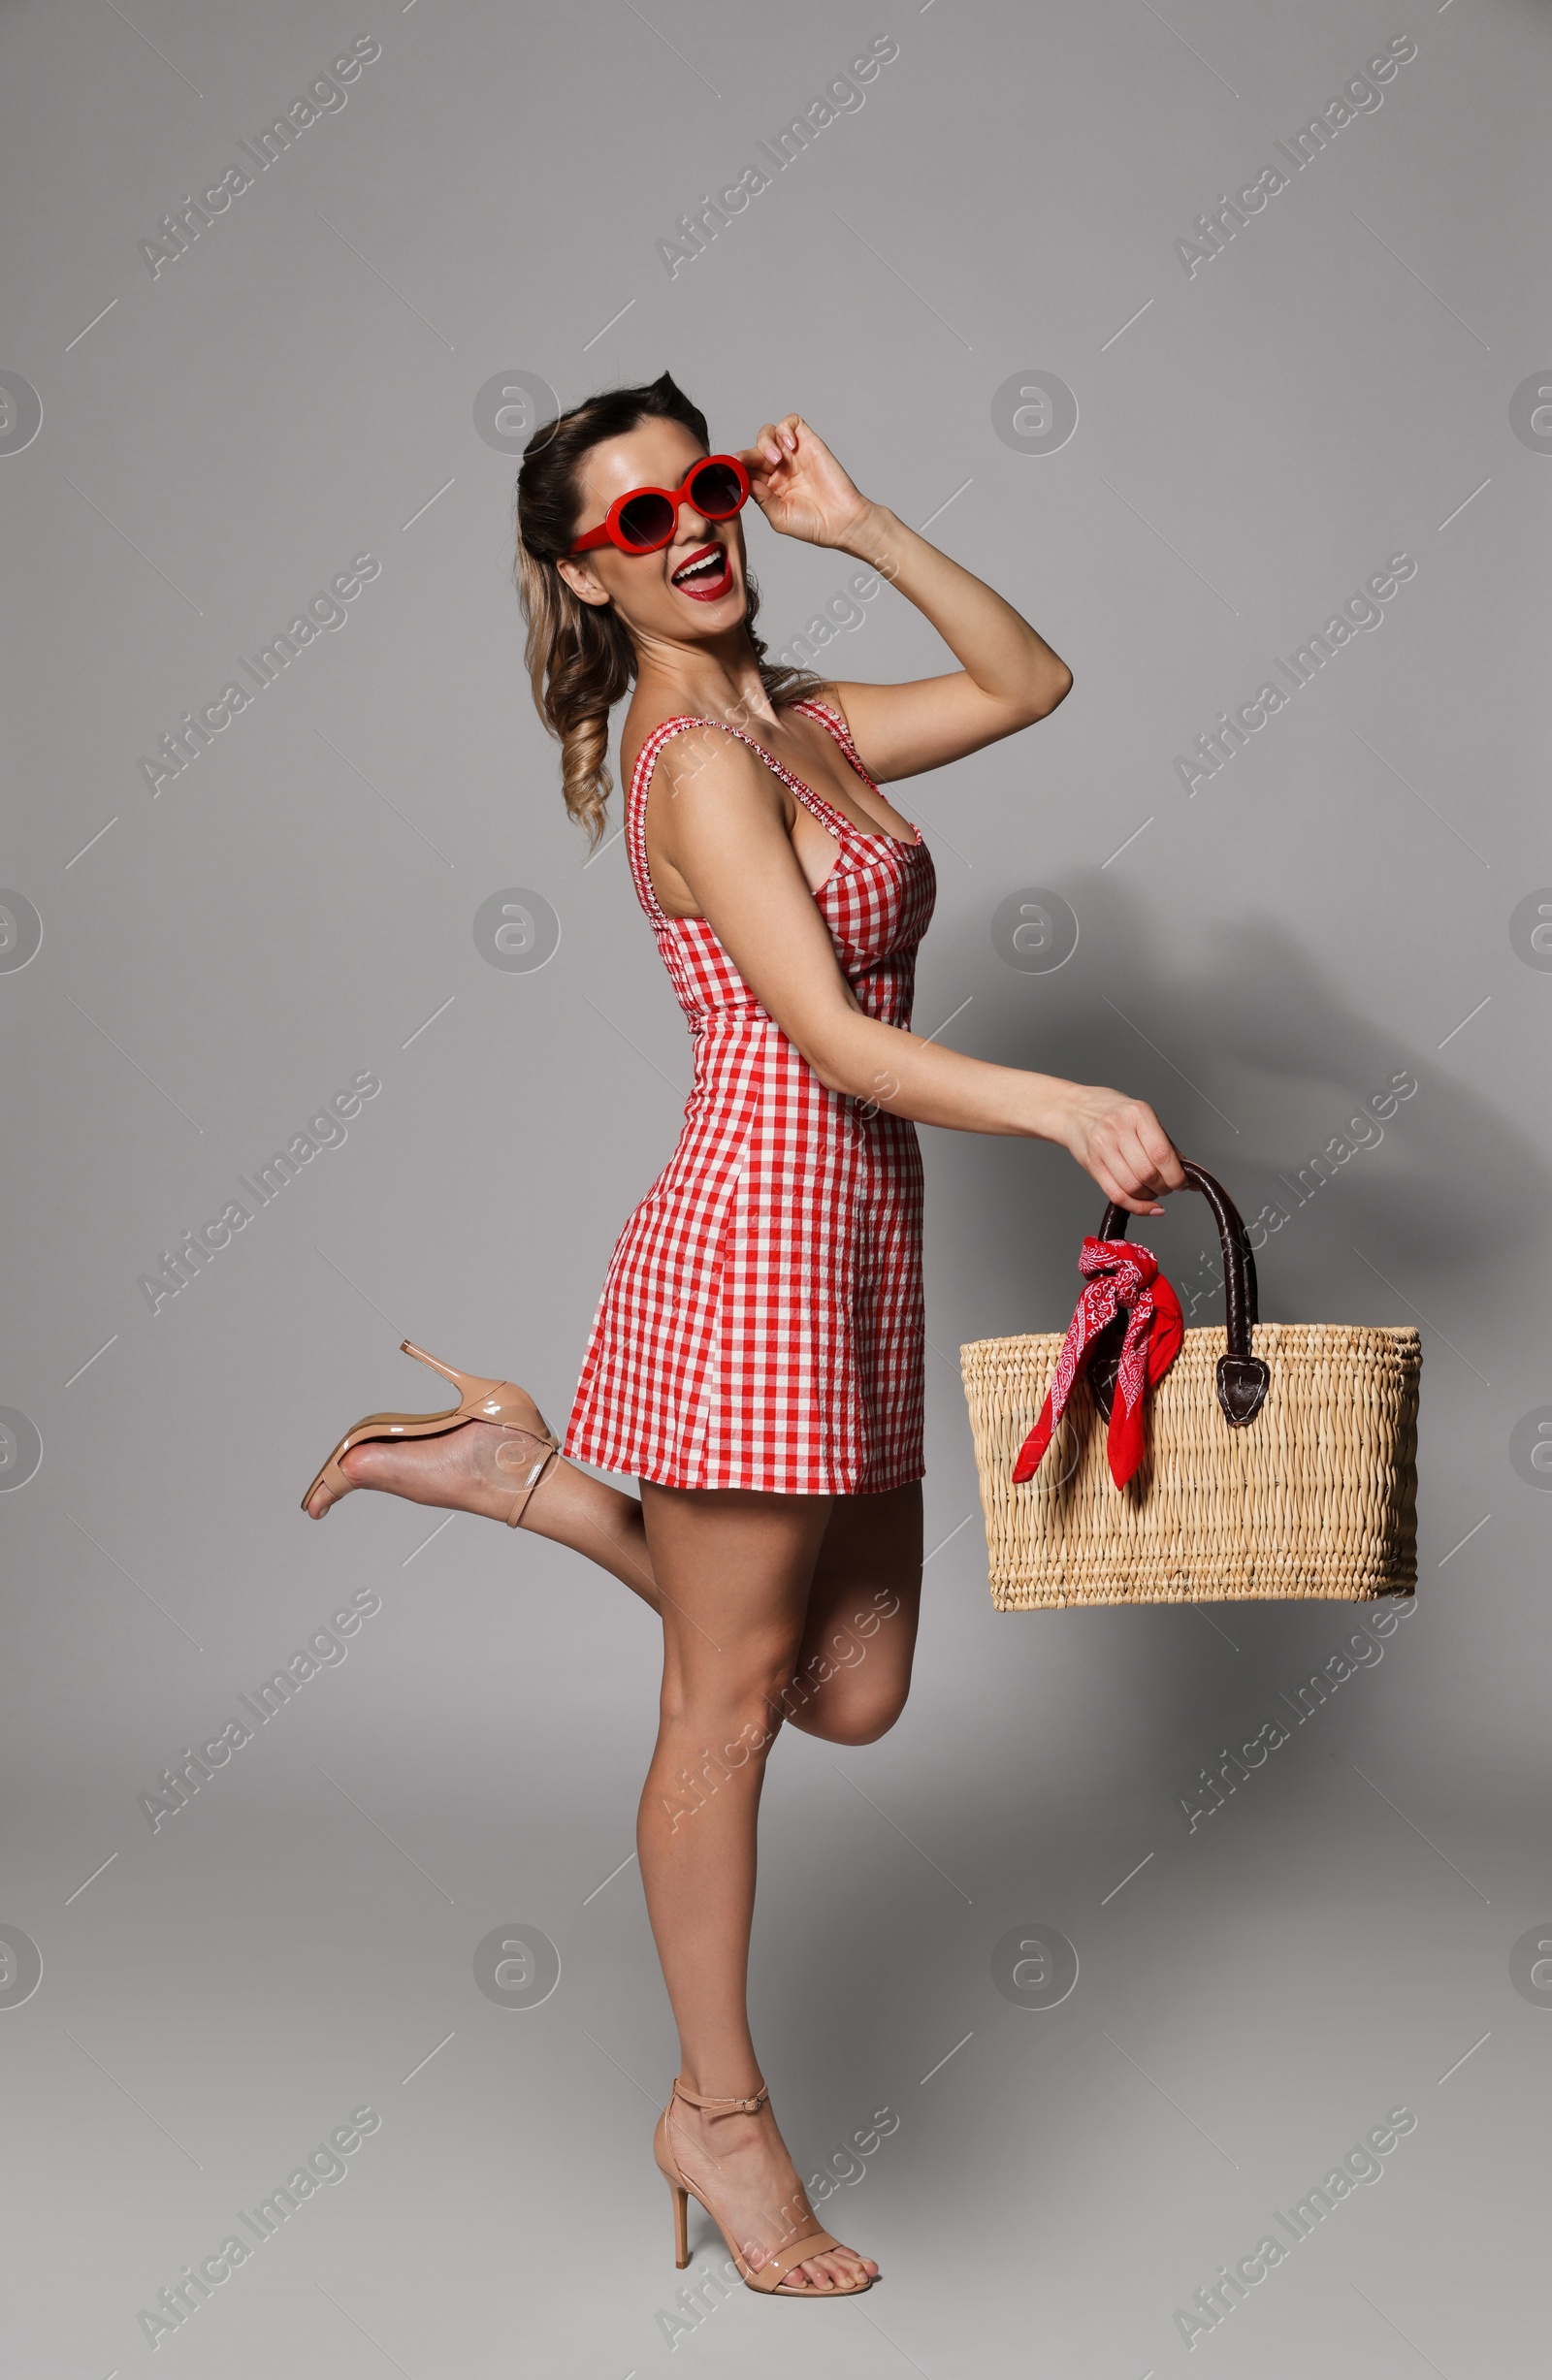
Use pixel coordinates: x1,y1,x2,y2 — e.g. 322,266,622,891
307,1423,661,1607
780,1481,923,1747
636,1481,879,2295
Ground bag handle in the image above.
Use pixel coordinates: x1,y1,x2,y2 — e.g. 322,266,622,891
1097,1161,1270,1428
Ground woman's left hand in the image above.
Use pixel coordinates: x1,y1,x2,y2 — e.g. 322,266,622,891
739,415,873,550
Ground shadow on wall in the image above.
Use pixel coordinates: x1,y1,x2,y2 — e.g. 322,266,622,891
935,867,1548,1344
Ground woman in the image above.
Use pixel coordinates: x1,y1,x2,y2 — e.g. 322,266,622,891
302,372,1184,2296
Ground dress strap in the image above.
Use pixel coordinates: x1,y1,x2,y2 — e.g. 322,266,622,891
626,712,846,927
627,717,703,927
792,696,880,792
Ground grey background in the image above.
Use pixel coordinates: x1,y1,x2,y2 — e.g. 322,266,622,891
2,0,1548,2370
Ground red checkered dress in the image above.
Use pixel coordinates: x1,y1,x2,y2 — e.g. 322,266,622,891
563,699,936,1495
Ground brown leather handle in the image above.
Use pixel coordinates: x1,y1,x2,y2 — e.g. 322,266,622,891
1096,1161,1269,1428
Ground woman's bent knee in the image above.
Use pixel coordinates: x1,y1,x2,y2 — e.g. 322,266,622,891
791,1678,910,1747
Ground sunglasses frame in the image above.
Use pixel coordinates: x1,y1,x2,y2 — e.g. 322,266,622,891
565,453,751,558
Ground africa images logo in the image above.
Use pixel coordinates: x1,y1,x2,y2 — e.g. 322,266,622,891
1172,2107,1417,2348
654,37,901,276
137,1070,380,1315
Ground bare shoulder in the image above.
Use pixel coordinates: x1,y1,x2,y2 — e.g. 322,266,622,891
650,715,842,944
792,681,852,731
619,701,717,798
651,716,789,849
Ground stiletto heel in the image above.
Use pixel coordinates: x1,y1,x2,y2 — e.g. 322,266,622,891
652,2079,875,2297
300,1339,562,1524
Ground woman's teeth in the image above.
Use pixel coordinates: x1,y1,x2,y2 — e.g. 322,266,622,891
673,550,725,585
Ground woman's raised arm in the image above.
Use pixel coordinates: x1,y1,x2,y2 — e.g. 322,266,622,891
740,414,1073,785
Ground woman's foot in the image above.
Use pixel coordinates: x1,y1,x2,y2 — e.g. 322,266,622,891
666,2092,879,2294
303,1418,555,1523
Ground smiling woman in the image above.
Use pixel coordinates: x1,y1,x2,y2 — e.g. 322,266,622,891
512,383,825,847
301,367,1184,2300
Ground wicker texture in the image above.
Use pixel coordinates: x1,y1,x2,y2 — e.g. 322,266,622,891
960,1323,1420,1609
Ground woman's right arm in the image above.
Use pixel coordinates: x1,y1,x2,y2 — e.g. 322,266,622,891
655,732,1185,1216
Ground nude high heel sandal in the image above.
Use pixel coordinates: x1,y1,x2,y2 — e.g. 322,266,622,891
300,1339,561,1525
652,2079,874,2297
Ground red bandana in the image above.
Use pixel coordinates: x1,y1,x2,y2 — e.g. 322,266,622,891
1012,1238,1184,1491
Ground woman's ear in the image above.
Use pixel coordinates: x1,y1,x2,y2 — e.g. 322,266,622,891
556,555,612,608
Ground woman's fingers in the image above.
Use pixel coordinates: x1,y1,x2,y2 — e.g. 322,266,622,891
1062,1086,1181,1211
1109,1103,1183,1196
745,415,804,471
1142,1114,1187,1191
1081,1097,1182,1214
1104,1180,1167,1218
1087,1157,1142,1214
1120,1126,1169,1199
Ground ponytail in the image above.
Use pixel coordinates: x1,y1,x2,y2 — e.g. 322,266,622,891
515,537,633,849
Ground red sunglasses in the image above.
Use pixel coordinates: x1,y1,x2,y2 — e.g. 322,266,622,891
566,454,751,557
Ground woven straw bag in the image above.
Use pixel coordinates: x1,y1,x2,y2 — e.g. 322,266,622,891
960,1163,1420,1609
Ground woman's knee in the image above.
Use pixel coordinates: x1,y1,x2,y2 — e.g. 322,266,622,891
786,1667,911,1747
659,1639,798,1747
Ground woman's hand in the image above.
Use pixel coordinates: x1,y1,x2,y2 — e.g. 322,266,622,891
1057,1085,1186,1217
738,415,873,550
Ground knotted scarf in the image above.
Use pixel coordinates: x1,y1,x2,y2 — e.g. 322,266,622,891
1012,1238,1184,1491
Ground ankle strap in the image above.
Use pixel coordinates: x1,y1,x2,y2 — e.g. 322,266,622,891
672,2077,768,2115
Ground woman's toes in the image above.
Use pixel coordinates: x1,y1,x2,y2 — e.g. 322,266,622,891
784,2250,867,2291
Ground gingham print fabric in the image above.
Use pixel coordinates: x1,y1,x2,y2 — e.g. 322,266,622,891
563,699,937,1494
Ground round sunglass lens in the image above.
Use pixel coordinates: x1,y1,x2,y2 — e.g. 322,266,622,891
690,462,744,516
617,491,676,549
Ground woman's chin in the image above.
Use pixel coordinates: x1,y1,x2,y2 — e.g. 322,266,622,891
663,590,744,636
